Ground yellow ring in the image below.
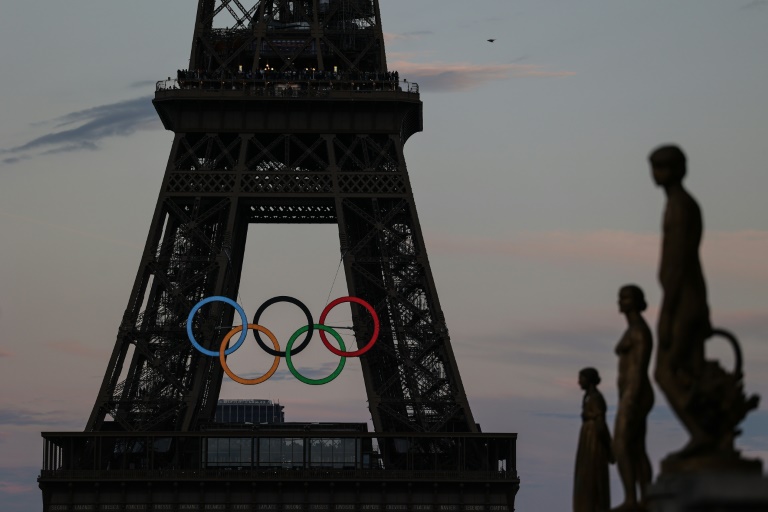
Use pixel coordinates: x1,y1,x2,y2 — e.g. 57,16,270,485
219,323,281,385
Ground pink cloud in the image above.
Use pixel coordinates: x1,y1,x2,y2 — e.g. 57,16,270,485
0,348,13,358
427,229,768,281
0,481,34,494
714,309,768,327
45,340,109,360
277,398,368,423
383,31,432,45
390,60,575,91
0,208,140,249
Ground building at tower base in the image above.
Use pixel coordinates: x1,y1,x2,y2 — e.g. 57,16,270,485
215,399,285,425
39,427,519,511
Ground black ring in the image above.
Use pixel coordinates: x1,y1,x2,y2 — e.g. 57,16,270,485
252,296,314,357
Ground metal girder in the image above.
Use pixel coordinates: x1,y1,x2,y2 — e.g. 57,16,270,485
189,0,386,74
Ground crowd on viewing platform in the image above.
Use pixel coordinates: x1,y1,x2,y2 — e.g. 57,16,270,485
156,68,418,96
177,68,401,83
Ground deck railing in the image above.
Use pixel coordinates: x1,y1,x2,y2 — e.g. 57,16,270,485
40,430,515,479
155,78,419,97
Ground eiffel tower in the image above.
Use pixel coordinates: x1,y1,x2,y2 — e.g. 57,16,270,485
39,2,519,510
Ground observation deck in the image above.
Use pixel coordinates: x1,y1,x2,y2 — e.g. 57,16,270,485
153,74,422,141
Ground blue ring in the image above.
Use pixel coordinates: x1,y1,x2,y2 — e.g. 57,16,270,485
186,296,249,357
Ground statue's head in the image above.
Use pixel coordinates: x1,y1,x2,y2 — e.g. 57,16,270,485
578,367,601,389
649,145,686,186
619,284,647,313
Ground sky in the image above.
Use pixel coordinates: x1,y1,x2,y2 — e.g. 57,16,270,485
1,0,767,510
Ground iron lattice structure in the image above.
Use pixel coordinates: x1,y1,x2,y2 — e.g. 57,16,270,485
40,3,521,510
87,0,477,436
189,0,387,73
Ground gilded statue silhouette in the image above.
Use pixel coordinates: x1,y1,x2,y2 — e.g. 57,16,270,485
612,285,653,511
650,145,759,472
574,367,614,512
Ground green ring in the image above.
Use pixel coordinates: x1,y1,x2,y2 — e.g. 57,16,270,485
285,324,346,385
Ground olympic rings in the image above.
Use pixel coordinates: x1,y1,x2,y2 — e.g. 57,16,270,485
319,296,380,357
220,324,281,385
285,325,346,385
186,295,379,386
187,296,249,357
252,296,313,357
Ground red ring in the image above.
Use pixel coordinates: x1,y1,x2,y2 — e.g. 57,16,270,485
319,296,380,357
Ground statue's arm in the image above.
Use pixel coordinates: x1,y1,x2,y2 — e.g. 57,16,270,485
660,211,688,300
658,201,688,347
619,331,645,402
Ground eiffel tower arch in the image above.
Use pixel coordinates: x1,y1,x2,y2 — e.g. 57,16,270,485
39,2,519,510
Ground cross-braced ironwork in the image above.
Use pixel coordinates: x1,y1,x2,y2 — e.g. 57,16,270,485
190,0,387,74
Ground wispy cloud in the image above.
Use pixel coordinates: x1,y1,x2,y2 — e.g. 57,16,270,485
391,60,575,92
0,467,39,498
39,141,99,156
130,80,160,89
428,229,768,281
384,31,433,44
0,481,35,495
712,310,768,339
741,0,768,10
0,349,13,358
1,96,159,164
44,340,110,360
273,397,371,423
0,467,45,512
455,296,768,404
0,209,142,249
0,155,30,165
227,362,342,382
461,322,620,397
0,481,35,494
457,16,508,30
0,407,77,427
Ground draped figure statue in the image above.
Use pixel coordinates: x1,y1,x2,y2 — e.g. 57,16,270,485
574,367,614,512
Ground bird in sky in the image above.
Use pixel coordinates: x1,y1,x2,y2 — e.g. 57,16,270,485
487,39,496,43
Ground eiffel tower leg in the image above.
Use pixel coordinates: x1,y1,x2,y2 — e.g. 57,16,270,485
338,197,477,433
327,130,477,434
87,134,249,432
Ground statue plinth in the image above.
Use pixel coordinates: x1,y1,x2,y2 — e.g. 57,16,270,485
647,469,767,512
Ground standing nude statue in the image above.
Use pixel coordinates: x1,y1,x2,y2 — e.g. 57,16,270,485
650,145,713,458
612,285,653,511
574,367,614,512
650,145,759,470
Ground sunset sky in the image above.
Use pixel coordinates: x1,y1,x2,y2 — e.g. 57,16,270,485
1,1,767,510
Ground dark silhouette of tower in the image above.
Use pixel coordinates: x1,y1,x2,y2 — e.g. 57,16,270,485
39,2,519,510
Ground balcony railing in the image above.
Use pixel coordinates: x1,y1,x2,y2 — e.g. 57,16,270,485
40,430,515,480
155,78,419,97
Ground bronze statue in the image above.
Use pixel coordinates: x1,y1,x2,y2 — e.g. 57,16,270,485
650,145,759,472
574,367,614,512
612,285,653,511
